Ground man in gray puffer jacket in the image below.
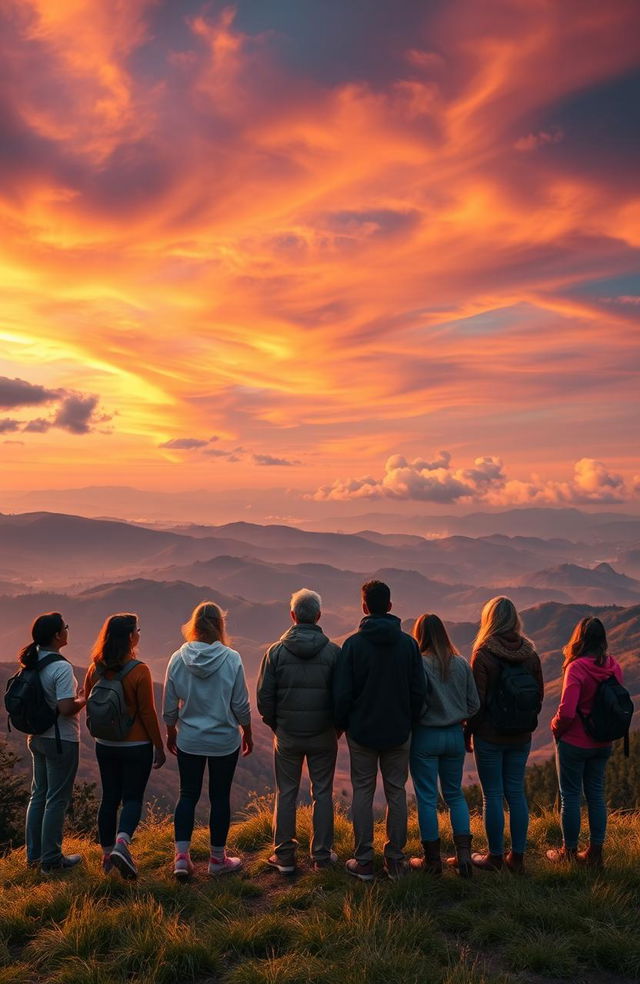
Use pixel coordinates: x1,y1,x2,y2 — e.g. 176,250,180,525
257,588,340,874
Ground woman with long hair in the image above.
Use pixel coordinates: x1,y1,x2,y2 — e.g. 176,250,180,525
546,617,624,868
466,596,543,874
409,614,479,877
163,601,253,880
84,613,165,879
22,612,86,871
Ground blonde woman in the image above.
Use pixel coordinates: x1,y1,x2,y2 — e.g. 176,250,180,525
466,597,543,874
409,614,479,877
163,602,252,880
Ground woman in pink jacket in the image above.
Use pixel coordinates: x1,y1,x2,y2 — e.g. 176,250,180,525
547,617,624,868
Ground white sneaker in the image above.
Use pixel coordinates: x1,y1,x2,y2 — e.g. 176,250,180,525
208,853,242,876
173,852,195,881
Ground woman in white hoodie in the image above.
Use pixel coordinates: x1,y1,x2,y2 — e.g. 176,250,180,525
163,601,253,879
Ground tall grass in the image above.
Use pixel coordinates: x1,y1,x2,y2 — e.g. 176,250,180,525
1,804,640,983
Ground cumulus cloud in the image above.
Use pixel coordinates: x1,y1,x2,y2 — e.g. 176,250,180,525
23,418,51,433
253,453,300,467
514,128,564,152
0,376,60,409
159,437,211,449
0,419,21,433
313,453,634,506
53,394,108,435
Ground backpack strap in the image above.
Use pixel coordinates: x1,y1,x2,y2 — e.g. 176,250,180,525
36,652,67,670
114,659,142,682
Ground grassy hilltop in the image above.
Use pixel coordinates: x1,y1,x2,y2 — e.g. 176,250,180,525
1,803,640,984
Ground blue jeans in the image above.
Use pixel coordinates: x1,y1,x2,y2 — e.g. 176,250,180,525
474,737,531,855
25,736,79,865
410,724,470,841
555,740,611,848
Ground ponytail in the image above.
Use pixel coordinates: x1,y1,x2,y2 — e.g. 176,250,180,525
18,612,65,668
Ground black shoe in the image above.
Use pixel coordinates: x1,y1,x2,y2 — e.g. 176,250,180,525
41,854,82,872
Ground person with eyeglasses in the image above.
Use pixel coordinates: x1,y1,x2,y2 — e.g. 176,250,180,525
21,612,86,871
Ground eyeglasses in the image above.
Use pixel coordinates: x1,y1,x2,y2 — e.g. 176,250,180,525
63,623,69,630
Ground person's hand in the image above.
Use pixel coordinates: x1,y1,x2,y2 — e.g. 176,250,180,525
166,726,178,756
241,725,253,757
153,746,166,770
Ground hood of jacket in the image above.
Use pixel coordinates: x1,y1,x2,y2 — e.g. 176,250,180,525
570,653,620,682
482,632,536,663
280,622,330,660
357,613,403,646
178,641,233,678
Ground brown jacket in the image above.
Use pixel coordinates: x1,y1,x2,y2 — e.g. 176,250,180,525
467,633,544,746
84,660,163,748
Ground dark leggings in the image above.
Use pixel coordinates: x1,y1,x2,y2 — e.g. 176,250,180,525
175,747,240,845
96,742,153,847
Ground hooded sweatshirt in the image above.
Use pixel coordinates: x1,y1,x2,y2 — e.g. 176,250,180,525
551,653,624,748
162,641,251,757
467,633,544,745
333,613,426,749
256,622,340,737
418,652,480,728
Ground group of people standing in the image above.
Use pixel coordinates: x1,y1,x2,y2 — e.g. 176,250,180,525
14,580,628,879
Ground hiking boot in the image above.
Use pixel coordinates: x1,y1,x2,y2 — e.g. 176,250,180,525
41,854,82,873
471,852,503,871
312,851,338,872
27,858,41,870
576,844,604,868
266,854,297,875
505,850,525,874
173,852,195,881
453,834,473,879
546,846,577,863
384,858,409,880
208,853,243,876
345,858,375,881
410,839,442,875
110,839,138,880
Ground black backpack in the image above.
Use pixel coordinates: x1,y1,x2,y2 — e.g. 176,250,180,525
487,656,542,735
579,675,634,756
4,653,66,751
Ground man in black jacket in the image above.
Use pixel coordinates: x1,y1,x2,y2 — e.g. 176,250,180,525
334,580,426,880
257,588,340,874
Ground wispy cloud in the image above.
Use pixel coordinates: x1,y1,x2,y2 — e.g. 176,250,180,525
0,1,638,494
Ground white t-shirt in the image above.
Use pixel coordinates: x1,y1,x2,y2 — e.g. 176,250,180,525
35,649,80,743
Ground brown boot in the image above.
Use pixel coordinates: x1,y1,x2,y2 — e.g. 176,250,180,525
505,851,525,874
576,843,604,868
546,846,577,863
410,839,442,875
471,851,503,871
452,834,473,879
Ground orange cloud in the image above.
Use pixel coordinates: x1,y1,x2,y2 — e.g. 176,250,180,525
0,0,638,500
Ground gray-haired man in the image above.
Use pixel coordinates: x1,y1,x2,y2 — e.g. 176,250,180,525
257,588,340,873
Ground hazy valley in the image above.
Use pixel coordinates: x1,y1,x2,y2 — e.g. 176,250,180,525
1,506,639,809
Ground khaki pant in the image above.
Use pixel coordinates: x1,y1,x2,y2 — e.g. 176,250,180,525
347,735,410,863
273,728,338,863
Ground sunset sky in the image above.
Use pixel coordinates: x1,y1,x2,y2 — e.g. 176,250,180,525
1,0,639,520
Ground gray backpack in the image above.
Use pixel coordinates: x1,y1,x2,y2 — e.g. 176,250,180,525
86,660,141,740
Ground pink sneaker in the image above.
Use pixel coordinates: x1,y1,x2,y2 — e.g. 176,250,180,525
173,852,195,881
208,852,242,876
